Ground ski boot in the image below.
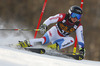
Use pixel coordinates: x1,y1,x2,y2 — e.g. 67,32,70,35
79,48,86,56
17,40,32,48
47,43,60,50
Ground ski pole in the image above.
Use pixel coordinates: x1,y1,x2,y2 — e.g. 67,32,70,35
34,0,47,38
34,29,40,31
73,0,84,55
0,29,39,31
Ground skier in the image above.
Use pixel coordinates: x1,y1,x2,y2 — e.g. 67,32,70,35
17,5,85,56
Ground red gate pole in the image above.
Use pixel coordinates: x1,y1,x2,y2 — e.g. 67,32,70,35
73,0,84,54
34,0,47,38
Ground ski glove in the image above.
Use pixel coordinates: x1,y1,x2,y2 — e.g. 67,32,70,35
39,24,47,34
79,48,86,56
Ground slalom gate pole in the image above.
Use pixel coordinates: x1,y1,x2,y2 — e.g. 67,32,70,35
73,0,84,55
34,0,47,38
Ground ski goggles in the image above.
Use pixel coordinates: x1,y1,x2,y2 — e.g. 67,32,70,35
71,13,81,20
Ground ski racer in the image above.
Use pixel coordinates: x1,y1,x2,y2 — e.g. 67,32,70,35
17,5,85,56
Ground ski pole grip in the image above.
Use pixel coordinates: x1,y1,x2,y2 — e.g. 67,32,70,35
34,29,40,31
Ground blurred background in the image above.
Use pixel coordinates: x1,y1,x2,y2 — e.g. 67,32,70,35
0,0,100,61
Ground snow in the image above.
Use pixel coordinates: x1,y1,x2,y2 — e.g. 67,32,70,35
0,46,100,66
0,24,100,66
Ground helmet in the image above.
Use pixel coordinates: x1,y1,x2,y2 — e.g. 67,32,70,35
68,5,82,20
68,5,82,14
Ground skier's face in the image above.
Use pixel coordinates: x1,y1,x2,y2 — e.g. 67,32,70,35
71,17,78,23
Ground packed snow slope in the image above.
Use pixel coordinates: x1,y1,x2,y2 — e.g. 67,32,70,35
0,46,100,66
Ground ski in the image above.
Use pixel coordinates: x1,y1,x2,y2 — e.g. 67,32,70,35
24,47,84,60
24,48,45,54
65,54,84,60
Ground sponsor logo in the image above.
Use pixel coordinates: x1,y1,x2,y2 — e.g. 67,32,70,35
62,40,73,47
62,42,70,47
59,23,75,33
76,10,81,14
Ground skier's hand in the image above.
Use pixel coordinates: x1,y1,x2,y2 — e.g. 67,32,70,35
39,24,47,34
79,48,86,56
